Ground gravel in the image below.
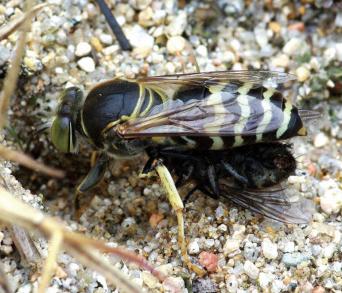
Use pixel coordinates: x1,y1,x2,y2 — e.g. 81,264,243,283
1,0,341,292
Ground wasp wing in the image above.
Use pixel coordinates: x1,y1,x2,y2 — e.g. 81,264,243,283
219,184,314,224
138,70,296,88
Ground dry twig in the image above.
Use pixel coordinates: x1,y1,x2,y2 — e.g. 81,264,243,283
0,145,64,178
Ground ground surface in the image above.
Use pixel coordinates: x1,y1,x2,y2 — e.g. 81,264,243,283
0,0,341,292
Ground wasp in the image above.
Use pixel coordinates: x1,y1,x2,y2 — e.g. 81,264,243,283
50,70,318,275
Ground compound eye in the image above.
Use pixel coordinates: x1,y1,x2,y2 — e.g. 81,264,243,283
51,115,77,153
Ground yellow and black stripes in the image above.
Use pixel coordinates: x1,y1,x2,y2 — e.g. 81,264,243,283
165,83,305,150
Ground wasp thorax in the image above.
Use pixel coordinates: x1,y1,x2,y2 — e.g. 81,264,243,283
50,87,83,153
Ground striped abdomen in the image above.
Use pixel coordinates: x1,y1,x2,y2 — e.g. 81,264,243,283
168,84,306,150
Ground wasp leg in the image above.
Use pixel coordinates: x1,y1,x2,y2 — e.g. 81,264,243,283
221,161,248,187
77,153,108,193
74,153,108,217
207,164,220,196
154,160,206,276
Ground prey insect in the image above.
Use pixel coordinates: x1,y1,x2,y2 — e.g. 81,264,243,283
51,70,318,275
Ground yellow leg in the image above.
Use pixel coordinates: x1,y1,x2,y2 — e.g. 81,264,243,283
154,160,205,276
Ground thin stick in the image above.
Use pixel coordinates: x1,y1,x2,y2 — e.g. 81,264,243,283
38,231,63,293
0,0,34,129
0,3,49,42
0,145,65,178
95,0,132,51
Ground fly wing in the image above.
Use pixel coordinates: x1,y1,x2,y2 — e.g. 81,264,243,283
219,184,314,224
138,70,296,89
117,83,285,138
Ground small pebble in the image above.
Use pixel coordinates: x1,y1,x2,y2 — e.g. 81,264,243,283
149,213,164,228
323,243,336,259
320,188,342,214
165,11,187,36
314,132,329,148
127,26,154,58
296,66,311,82
199,251,218,272
226,275,238,292
269,21,281,33
77,57,95,72
283,241,295,253
167,36,186,55
156,264,173,275
223,238,240,256
282,252,310,267
262,238,278,259
99,33,113,45
75,42,92,57
272,279,286,293
163,277,185,293
271,54,290,68
141,271,159,289
196,45,208,58
283,38,303,55
218,224,227,232
188,240,200,254
258,272,274,289
243,260,259,279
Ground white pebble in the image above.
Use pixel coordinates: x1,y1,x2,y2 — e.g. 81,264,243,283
188,240,200,254
224,238,240,255
127,26,154,58
163,276,185,293
99,33,113,45
167,36,186,55
314,132,329,148
17,284,32,293
226,275,238,292
218,224,227,232
75,42,92,57
77,57,95,72
223,51,236,63
165,62,176,74
232,224,246,239
283,241,295,253
320,188,342,214
103,45,119,56
205,239,215,249
271,54,290,68
258,272,275,289
243,260,259,279
165,11,187,36
318,179,339,196
196,45,208,58
323,243,336,259
324,47,336,63
156,264,173,275
67,263,80,277
262,238,278,259
142,271,159,289
283,38,303,55
296,66,310,82
272,279,286,293
336,43,342,61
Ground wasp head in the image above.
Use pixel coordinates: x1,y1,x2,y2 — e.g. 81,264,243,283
51,87,83,153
